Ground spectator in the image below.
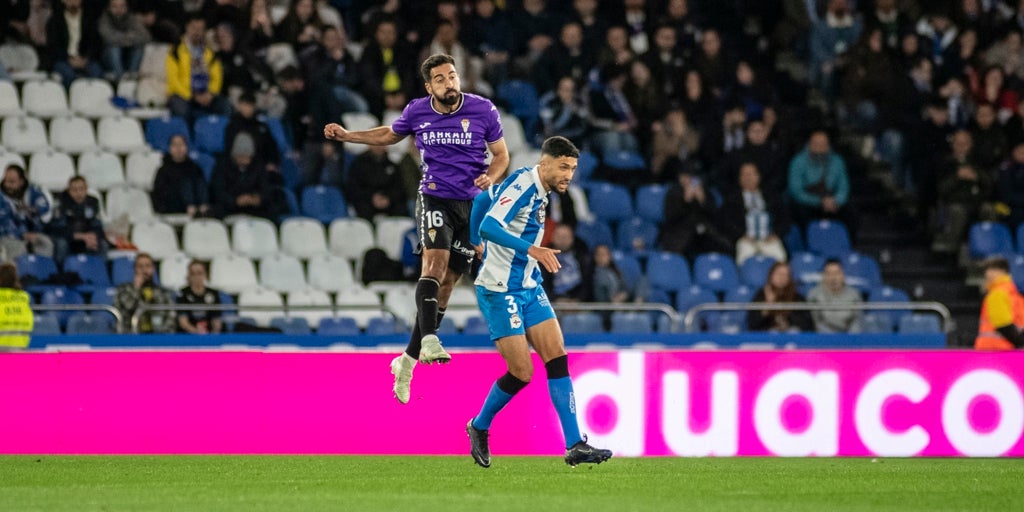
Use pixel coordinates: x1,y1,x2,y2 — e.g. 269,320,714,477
274,0,323,56
0,261,32,350
46,0,103,88
623,60,664,152
542,223,593,303
240,0,275,54
809,0,862,101
658,169,732,259
996,143,1024,230
787,130,854,230
209,133,276,220
865,0,913,49
509,0,562,70
723,60,776,123
345,144,408,221
114,253,175,333
806,258,864,333
570,0,609,60
358,16,418,118
214,21,275,97
747,261,813,333
224,91,281,173
587,63,640,157
277,65,313,151
699,101,748,171
837,27,895,135
533,21,592,95
97,0,150,82
937,28,981,85
0,164,53,260
649,108,700,182
134,0,184,44
622,0,651,55
423,19,490,97
932,163,991,254
970,102,1009,173
595,24,635,70
693,28,733,96
679,69,720,133
934,129,979,208
538,76,590,148
49,176,106,263
591,244,629,303
973,65,1018,121
461,0,514,88
917,8,958,68
303,24,368,120
721,118,787,194
1003,97,1024,147
982,29,1024,84
640,24,688,103
152,134,210,218
166,14,230,123
720,162,790,265
176,259,224,334
302,140,345,190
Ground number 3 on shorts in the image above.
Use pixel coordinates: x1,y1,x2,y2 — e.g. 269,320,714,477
505,295,517,313
425,210,444,228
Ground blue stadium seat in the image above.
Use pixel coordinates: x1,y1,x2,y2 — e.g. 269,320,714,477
497,80,540,136
587,181,634,224
898,314,942,334
611,250,643,294
15,253,58,292
31,313,62,335
89,286,117,306
61,253,111,294
365,316,399,335
675,285,718,332
861,312,894,333
270,316,312,335
867,285,911,330
144,116,190,152
110,256,135,286
279,186,300,222
576,151,598,182
574,219,614,250
317,316,360,336
437,317,459,336
724,285,755,303
1011,255,1024,290
601,150,647,173
740,255,777,288
635,184,668,224
66,312,116,335
463,315,490,335
645,251,691,294
1018,223,1024,254
301,185,348,224
615,217,658,255
784,223,804,254
192,114,229,154
610,311,653,334
968,221,1015,260
806,219,852,258
41,288,85,327
560,312,605,334
261,115,291,153
692,252,740,293
843,252,882,290
790,251,825,286
190,150,215,182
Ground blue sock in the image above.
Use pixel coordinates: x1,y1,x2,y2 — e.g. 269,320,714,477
472,382,513,430
548,377,582,448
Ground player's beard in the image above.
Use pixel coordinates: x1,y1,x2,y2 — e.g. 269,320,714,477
438,89,460,106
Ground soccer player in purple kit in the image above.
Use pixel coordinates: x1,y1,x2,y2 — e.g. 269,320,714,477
324,54,510,404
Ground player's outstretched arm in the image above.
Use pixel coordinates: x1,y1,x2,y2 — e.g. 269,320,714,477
323,123,405,146
479,216,561,273
477,138,510,189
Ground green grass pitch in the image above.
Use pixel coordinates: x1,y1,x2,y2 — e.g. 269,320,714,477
2,456,1022,511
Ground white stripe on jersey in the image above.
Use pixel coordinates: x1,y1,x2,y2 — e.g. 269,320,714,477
474,166,548,292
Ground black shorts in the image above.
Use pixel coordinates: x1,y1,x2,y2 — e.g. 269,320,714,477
416,193,475,275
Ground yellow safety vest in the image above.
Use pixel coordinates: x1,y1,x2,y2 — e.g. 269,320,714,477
0,288,33,348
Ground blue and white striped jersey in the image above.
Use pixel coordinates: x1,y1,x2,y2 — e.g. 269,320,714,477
473,165,549,292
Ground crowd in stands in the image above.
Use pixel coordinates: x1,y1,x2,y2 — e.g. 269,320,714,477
8,0,1020,337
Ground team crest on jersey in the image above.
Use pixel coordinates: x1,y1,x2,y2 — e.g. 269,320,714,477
461,118,470,132
428,183,436,190
428,229,437,242
509,313,522,329
498,196,512,206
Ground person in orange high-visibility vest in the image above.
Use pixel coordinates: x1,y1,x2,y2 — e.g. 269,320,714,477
975,257,1024,350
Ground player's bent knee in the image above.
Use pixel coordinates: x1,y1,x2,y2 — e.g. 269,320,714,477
544,355,570,379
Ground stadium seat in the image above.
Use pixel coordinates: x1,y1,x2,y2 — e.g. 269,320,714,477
158,252,191,290
61,253,111,295
97,115,147,154
66,312,116,335
192,114,229,154
574,219,614,250
209,254,259,295
784,224,805,254
280,217,329,259
262,115,290,154
125,149,163,191
0,80,21,116
724,285,755,303
610,311,653,334
0,147,26,172
238,287,284,327
334,286,384,328
89,286,118,306
692,252,740,293
111,255,136,286
1017,223,1024,255
496,79,539,136
615,217,658,254
365,315,401,335
130,219,180,260
611,250,642,295
509,148,542,173
501,114,529,155
3,116,49,154
1011,255,1024,290
463,315,490,335
231,216,280,258
190,150,215,181
69,78,120,118
144,116,191,152
575,150,598,182
790,251,825,286
339,112,379,155
675,284,718,314
301,185,349,224
15,254,58,293
635,184,668,224
374,216,416,261
259,254,307,293
49,115,97,154
26,150,75,192
601,150,647,172
645,251,691,294
328,217,375,263
740,255,778,288
269,316,312,335
106,184,155,223
182,219,232,259
77,150,125,191
317,316,360,336
22,79,69,118
285,288,333,327
867,285,911,330
306,253,356,294
806,219,852,258
843,252,882,290
40,287,85,327
968,221,1014,260
860,312,893,333
31,313,62,335
382,286,416,327
898,314,942,334
560,312,605,334
437,316,459,335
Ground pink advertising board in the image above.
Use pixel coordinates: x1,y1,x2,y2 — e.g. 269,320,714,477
1,350,1022,457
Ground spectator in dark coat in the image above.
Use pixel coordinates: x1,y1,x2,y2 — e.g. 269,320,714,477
46,0,103,88
49,176,106,263
345,145,408,221
997,143,1024,230
747,261,814,333
223,91,281,173
152,134,210,218
658,170,732,259
209,133,275,220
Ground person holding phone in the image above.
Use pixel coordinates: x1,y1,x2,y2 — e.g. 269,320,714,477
113,253,176,333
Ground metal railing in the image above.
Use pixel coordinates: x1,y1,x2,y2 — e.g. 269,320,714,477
131,303,404,333
30,304,125,333
552,302,681,324
683,301,953,333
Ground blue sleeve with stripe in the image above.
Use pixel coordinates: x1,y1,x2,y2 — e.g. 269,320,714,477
469,189,493,246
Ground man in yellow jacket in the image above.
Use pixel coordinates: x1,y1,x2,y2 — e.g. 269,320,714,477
975,257,1024,350
0,262,32,350
166,14,229,123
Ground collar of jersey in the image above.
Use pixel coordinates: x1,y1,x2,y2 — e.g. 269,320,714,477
527,165,548,196
430,93,465,115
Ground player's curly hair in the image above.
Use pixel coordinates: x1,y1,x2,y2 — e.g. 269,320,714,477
541,136,579,160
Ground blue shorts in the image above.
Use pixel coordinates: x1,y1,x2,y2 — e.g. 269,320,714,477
475,285,556,341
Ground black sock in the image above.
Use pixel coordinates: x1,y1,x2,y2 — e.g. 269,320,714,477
415,277,440,338
404,308,446,360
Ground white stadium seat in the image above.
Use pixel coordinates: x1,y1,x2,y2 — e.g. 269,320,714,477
286,288,334,328
182,218,232,259
340,112,379,155
69,78,121,118
48,115,97,154
2,115,48,154
335,285,384,328
259,253,307,293
158,252,191,290
210,254,259,295
22,80,69,118
328,217,375,263
280,216,328,259
231,216,279,258
0,80,21,116
238,287,284,327
130,219,180,260
97,115,147,154
77,150,125,191
374,216,415,261
27,150,75,192
306,253,355,294
105,185,154,224
125,149,163,191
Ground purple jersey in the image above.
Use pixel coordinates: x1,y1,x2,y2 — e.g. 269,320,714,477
391,93,504,201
